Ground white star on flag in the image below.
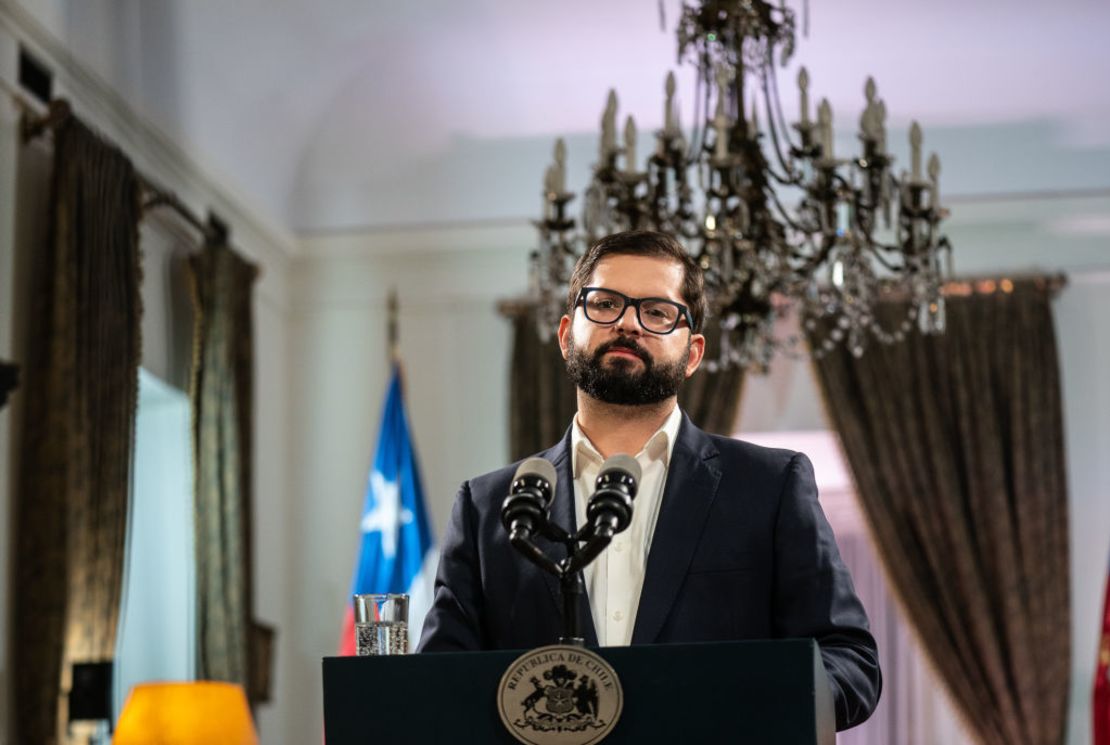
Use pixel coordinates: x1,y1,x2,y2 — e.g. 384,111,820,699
360,469,413,559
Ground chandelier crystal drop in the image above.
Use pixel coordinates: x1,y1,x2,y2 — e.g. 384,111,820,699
533,0,952,371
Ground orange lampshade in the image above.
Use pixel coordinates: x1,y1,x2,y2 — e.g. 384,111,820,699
113,681,258,745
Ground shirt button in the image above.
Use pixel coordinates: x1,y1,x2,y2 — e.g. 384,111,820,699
613,611,623,621
614,542,624,552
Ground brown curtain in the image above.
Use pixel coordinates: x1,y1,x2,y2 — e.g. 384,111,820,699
677,321,745,435
809,279,1070,745
506,304,743,460
0,360,18,408
508,306,577,460
186,242,266,699
13,115,141,744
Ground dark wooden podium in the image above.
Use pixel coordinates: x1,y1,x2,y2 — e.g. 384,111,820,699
323,639,834,744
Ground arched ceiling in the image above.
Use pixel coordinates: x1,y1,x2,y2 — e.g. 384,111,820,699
20,0,1110,234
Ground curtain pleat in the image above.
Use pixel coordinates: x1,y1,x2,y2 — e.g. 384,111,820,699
809,280,1070,745
187,243,261,697
13,114,141,744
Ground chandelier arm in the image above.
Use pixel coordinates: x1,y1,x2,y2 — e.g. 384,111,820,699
691,48,713,160
828,170,857,195
689,64,701,160
760,62,801,179
844,193,914,269
861,241,918,272
766,185,820,237
790,237,837,279
829,171,875,232
848,178,880,235
764,162,806,187
767,38,796,144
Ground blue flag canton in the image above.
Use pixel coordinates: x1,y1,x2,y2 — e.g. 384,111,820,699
352,368,434,596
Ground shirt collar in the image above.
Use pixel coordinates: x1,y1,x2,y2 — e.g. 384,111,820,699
571,404,683,479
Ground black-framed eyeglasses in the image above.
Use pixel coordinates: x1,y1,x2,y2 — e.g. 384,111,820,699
575,287,693,335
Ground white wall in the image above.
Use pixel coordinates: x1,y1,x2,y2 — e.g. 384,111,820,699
1056,275,1110,745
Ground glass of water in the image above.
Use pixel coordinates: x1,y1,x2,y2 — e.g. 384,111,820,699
353,593,409,655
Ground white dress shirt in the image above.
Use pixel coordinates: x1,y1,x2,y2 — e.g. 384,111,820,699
571,405,682,646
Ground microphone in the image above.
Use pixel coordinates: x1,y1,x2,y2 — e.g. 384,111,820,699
501,457,557,543
565,454,641,575
586,454,641,540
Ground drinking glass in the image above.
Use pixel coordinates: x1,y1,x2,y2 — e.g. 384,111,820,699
353,593,409,655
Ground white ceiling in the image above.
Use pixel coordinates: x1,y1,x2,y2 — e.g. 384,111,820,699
19,0,1110,233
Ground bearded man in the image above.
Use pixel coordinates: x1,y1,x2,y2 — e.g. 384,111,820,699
417,230,881,730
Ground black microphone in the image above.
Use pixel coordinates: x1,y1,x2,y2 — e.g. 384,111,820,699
501,457,557,543
565,454,641,575
586,454,641,540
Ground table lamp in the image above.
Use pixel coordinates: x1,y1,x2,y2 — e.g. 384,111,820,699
113,681,258,745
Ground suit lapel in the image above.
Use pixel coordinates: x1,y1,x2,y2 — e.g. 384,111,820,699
631,415,721,644
535,429,599,647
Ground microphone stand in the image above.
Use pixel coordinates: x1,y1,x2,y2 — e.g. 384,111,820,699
511,520,616,647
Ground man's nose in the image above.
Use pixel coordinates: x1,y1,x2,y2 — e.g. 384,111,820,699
614,305,641,334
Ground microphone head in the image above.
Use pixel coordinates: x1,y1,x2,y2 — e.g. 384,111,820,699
597,453,641,486
503,458,557,540
513,457,557,495
587,453,639,538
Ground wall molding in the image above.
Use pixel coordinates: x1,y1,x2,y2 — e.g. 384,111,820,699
298,219,534,259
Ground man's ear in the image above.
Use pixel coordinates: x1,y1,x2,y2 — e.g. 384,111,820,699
685,332,706,378
557,315,572,360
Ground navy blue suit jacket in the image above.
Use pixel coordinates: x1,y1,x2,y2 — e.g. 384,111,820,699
417,413,881,730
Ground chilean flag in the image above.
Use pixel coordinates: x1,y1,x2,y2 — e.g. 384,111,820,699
1097,550,1110,745
339,365,437,655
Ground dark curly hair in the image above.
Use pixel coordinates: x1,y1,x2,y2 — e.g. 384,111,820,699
565,230,707,333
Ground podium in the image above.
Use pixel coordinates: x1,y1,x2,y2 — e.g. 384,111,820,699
323,639,834,744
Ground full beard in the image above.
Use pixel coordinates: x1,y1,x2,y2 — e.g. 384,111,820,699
565,331,689,406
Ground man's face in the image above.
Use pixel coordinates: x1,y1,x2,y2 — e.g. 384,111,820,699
557,254,705,405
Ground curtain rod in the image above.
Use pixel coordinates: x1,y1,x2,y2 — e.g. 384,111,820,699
14,95,229,247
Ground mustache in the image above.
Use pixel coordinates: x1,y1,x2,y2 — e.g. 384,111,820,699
594,337,650,365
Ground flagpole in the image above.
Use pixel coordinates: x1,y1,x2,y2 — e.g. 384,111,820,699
387,288,400,367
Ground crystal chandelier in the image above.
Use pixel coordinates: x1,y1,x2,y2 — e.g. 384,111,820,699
533,0,952,371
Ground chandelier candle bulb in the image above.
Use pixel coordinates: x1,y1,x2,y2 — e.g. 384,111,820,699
624,116,637,174
862,78,878,140
798,67,810,127
664,71,679,135
542,159,555,219
675,102,684,148
910,121,923,181
878,100,888,151
554,138,567,194
601,90,618,161
714,95,730,160
817,99,833,159
927,153,940,208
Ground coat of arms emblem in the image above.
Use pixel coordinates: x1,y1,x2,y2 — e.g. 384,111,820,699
498,645,623,745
